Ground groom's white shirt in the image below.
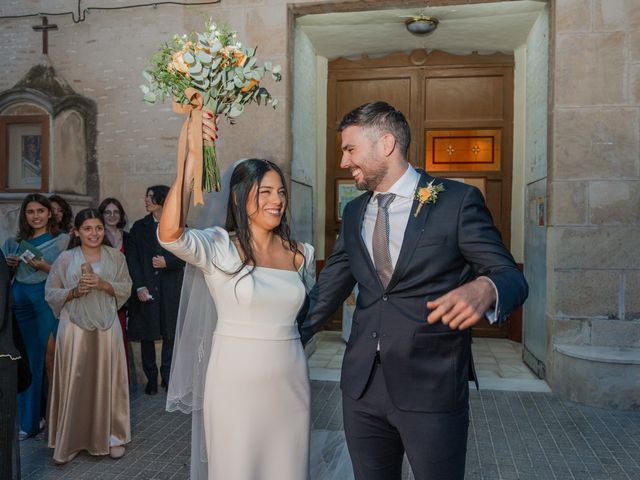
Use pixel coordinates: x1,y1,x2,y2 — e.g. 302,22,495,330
362,164,419,269
361,165,498,323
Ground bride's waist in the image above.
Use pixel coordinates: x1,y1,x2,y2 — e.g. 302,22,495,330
214,320,300,341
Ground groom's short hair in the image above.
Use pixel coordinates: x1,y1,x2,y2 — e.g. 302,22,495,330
339,101,411,159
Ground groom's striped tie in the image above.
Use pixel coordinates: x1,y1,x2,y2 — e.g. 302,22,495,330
372,193,395,288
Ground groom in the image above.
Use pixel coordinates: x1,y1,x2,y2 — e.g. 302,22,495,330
300,101,528,480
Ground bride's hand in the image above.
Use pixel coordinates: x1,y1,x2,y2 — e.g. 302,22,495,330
202,111,219,147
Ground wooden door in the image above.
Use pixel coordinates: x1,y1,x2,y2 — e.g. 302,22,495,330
326,50,515,338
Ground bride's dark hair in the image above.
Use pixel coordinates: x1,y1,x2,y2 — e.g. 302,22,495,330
224,159,304,278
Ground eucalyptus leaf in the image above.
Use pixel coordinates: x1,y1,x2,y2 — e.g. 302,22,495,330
229,104,244,118
190,63,203,76
211,39,222,51
211,57,222,70
144,92,157,103
271,98,278,108
264,61,272,71
197,50,213,64
234,77,243,88
272,64,281,75
140,85,150,94
183,51,195,64
212,72,222,86
143,71,153,83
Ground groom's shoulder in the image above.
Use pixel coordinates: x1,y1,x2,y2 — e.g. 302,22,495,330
429,175,481,200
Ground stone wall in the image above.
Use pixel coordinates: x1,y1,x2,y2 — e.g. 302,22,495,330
548,0,640,408
0,0,315,223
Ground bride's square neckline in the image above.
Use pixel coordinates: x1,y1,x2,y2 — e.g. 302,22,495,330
229,236,304,273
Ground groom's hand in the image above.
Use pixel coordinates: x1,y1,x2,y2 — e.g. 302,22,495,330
426,277,496,330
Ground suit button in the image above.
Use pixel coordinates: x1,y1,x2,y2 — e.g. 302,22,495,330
154,271,159,275
371,332,378,339
382,295,388,301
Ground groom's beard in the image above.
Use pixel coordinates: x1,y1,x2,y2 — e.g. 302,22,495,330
353,162,388,191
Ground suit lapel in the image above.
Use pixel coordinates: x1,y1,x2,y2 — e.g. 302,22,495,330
386,170,435,291
351,191,380,282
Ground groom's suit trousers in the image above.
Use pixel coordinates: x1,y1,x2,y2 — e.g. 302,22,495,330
343,360,468,480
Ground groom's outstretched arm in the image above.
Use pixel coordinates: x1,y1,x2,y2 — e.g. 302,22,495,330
299,222,356,345
427,186,528,330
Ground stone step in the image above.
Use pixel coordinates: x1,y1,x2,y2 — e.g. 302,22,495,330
554,344,640,365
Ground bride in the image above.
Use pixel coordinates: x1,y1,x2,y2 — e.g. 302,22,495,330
158,118,315,479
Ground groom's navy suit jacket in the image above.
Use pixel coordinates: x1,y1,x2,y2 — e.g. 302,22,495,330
301,170,528,413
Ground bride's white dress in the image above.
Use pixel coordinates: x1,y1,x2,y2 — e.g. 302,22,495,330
161,226,313,480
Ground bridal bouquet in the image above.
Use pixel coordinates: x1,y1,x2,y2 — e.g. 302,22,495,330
141,20,281,203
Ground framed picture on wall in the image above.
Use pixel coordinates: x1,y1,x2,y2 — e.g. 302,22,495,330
336,179,360,221
0,115,49,192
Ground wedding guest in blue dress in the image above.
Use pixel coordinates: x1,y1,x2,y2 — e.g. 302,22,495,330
2,194,69,439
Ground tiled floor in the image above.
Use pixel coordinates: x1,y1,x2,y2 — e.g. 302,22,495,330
18,333,640,479
309,331,551,393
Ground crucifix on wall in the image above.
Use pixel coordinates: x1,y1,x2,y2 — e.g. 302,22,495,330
32,16,58,55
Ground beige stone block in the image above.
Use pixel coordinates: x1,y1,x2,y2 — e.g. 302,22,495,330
552,318,592,345
553,226,640,269
556,0,591,32
625,271,640,320
555,33,626,106
553,270,620,318
589,181,640,224
631,31,640,64
53,110,87,195
549,181,587,225
631,65,640,106
593,0,640,31
245,7,288,57
553,108,638,179
591,319,640,347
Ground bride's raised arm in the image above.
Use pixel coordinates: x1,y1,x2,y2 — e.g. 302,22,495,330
158,113,218,243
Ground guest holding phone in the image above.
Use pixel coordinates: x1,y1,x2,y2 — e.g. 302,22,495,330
1,194,69,440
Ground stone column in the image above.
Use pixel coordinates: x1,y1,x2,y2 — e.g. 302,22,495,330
548,0,640,409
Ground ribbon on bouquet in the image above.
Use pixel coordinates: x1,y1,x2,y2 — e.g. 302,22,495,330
173,87,205,206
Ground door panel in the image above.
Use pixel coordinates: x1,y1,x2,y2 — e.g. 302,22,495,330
425,75,505,121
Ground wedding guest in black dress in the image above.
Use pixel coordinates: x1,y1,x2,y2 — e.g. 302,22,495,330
0,250,21,479
49,195,73,234
127,186,185,395
98,198,133,380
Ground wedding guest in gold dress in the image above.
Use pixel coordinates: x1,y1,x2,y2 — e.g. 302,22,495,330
45,209,132,464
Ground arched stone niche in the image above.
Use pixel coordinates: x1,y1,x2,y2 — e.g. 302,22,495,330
0,61,97,244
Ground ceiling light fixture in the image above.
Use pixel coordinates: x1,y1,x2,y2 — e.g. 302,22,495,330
405,15,439,36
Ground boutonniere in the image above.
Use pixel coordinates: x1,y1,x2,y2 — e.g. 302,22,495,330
414,180,445,217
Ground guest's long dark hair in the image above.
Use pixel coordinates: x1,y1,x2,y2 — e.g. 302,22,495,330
16,193,60,241
49,194,74,233
224,159,304,280
67,208,112,250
